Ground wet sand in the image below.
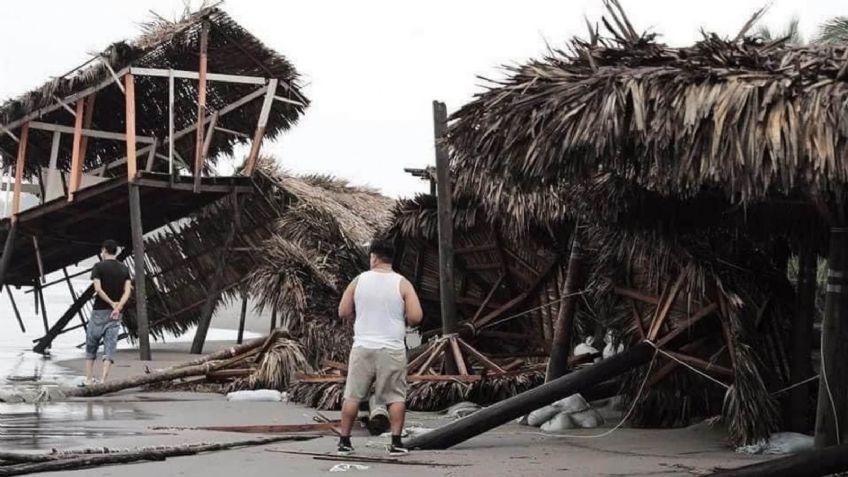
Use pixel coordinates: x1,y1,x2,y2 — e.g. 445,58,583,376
31,338,770,477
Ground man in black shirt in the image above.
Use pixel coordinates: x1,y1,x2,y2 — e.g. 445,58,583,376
84,239,131,385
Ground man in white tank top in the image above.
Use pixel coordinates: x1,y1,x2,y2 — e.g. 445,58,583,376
337,240,423,455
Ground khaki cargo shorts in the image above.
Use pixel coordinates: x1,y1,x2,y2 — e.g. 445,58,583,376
344,347,407,404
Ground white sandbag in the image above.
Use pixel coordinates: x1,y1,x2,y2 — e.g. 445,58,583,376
571,408,604,429
516,415,530,426
541,411,578,433
225,389,283,402
554,394,589,414
527,405,560,427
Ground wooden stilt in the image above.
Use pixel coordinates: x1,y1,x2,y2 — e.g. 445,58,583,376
193,21,210,194
11,123,28,215
62,267,87,330
790,245,817,433
37,284,48,334
237,291,248,345
7,285,24,332
0,223,17,290
546,225,585,381
68,101,85,200
432,100,457,335
128,183,151,360
815,227,848,447
125,74,137,181
190,196,239,354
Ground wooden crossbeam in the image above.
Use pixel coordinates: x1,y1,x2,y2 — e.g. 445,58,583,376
647,271,686,340
129,67,268,85
243,79,277,175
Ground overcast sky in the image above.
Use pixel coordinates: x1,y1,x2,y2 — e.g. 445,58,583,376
0,0,844,198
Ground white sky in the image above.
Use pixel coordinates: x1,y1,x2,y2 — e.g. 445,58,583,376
0,0,844,198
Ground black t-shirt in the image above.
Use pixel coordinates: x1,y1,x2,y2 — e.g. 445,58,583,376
91,260,130,310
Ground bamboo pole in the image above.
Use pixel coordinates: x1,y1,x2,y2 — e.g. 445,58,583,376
546,226,584,381
815,227,848,447
125,74,137,180
193,21,209,194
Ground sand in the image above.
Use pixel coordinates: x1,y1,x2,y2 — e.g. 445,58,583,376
27,338,774,477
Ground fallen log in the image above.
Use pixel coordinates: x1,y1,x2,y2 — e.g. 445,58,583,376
0,435,318,476
151,422,340,434
66,360,230,397
165,332,277,371
707,442,848,477
405,342,654,450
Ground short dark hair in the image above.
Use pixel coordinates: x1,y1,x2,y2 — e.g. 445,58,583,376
102,239,119,255
369,240,395,264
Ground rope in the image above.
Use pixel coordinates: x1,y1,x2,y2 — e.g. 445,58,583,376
770,375,819,396
530,343,659,440
821,330,841,444
479,289,589,331
645,340,730,390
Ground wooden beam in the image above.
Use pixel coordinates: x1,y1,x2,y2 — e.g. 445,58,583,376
32,237,45,283
648,272,687,341
433,100,458,335
144,139,158,172
45,132,61,200
237,291,248,345
11,123,29,216
471,274,504,323
546,227,586,381
243,79,277,175
449,337,468,375
193,21,210,194
168,69,175,176
28,122,156,144
125,73,137,181
614,286,660,305
67,101,85,200
458,338,506,373
6,285,25,332
78,94,96,162
128,183,151,360
201,112,218,163
129,67,268,85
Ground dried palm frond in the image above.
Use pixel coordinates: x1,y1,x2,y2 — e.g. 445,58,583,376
228,336,312,392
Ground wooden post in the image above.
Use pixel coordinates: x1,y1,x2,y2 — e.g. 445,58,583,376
68,101,85,200
11,123,29,215
125,74,137,181
237,290,248,345
78,94,96,163
815,227,848,447
546,225,585,382
406,342,655,450
36,284,48,334
790,245,817,433
168,69,175,177
6,285,25,333
128,183,151,360
0,224,17,290
63,267,87,330
433,100,457,335
46,132,61,200
193,21,210,194
190,196,238,354
243,79,277,175
270,308,278,333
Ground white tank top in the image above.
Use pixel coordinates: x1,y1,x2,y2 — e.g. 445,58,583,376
352,270,406,350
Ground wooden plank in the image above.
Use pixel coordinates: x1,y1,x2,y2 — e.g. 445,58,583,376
321,359,348,372
201,112,218,162
128,183,151,360
11,123,29,215
471,274,504,323
144,139,158,172
27,122,156,144
129,67,268,85
243,79,277,175
648,271,687,341
193,21,210,194
413,339,448,375
654,302,718,349
458,338,506,373
45,132,61,200
433,100,457,334
125,73,137,181
67,101,85,200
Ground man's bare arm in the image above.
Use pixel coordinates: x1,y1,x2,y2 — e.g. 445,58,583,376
400,278,423,326
93,279,116,308
115,279,132,312
338,278,358,321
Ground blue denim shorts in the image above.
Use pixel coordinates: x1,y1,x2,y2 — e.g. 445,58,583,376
85,309,121,362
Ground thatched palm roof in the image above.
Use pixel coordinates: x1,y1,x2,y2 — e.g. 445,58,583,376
125,160,394,366
449,4,848,222
0,7,307,175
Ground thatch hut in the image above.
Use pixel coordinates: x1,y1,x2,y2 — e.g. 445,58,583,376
402,4,846,445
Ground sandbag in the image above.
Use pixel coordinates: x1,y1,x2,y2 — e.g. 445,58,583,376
571,408,604,429
226,389,283,402
527,405,560,427
555,394,589,414
541,411,578,433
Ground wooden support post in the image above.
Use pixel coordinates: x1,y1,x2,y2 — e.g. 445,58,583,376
11,123,29,215
190,196,238,354
68,101,85,200
128,183,151,360
193,21,210,194
243,79,277,175
546,226,585,382
0,223,18,290
78,94,96,162
237,290,248,345
815,227,848,447
125,74,137,181
6,285,24,333
63,267,87,330
790,245,817,433
36,284,48,334
433,100,457,335
32,237,45,283
46,131,61,200
168,69,175,177
406,342,655,450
